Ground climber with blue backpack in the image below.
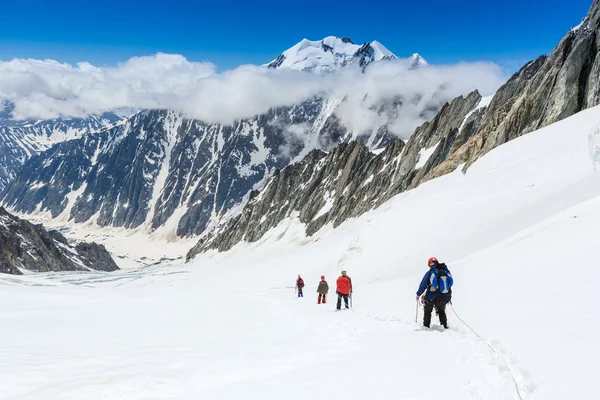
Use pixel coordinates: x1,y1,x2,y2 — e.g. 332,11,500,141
416,257,453,329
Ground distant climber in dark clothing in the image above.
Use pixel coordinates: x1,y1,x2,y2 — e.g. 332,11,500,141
296,274,305,297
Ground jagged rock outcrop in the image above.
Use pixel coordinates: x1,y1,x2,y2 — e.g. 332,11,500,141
0,207,118,275
73,242,120,272
188,91,484,257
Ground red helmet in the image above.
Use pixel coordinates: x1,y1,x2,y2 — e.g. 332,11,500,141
428,257,438,266
321,275,325,280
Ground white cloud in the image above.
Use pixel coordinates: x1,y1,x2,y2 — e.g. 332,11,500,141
276,122,311,159
0,53,506,139
330,59,506,139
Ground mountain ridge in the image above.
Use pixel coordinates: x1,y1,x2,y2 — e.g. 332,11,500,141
264,36,426,72
0,103,123,190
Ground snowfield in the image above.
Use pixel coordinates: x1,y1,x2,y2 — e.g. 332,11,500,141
2,105,600,399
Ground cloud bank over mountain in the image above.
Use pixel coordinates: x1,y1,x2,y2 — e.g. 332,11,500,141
0,53,505,138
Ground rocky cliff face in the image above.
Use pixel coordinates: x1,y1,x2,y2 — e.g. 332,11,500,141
188,1,600,258
188,91,484,256
0,104,121,190
0,207,118,275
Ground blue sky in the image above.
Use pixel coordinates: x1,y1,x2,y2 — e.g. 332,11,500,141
0,0,593,72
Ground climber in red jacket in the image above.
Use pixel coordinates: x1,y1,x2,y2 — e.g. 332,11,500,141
336,270,352,310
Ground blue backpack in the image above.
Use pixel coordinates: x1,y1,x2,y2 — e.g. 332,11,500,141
430,266,453,295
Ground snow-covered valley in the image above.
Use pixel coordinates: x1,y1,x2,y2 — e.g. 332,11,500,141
2,102,599,399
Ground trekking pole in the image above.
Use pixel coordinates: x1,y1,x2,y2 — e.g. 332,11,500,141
415,298,419,324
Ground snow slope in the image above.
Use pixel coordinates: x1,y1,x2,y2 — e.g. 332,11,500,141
2,105,600,399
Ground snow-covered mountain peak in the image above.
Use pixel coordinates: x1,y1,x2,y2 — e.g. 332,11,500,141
408,53,428,67
264,36,400,72
370,40,395,59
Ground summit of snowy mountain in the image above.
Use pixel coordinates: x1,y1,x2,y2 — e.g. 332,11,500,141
407,53,428,67
265,36,412,72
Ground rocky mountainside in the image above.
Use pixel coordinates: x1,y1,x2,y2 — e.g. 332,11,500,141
188,0,600,257
1,99,397,238
188,91,485,256
0,207,118,275
0,102,121,190
264,36,426,72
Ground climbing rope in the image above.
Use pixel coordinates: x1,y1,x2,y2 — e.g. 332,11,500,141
450,302,525,400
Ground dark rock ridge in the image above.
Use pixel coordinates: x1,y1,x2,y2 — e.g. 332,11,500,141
354,42,395,68
188,0,600,258
1,98,397,237
0,207,118,275
0,104,121,190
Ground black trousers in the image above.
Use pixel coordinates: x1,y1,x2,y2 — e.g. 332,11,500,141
337,293,349,309
423,295,451,328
